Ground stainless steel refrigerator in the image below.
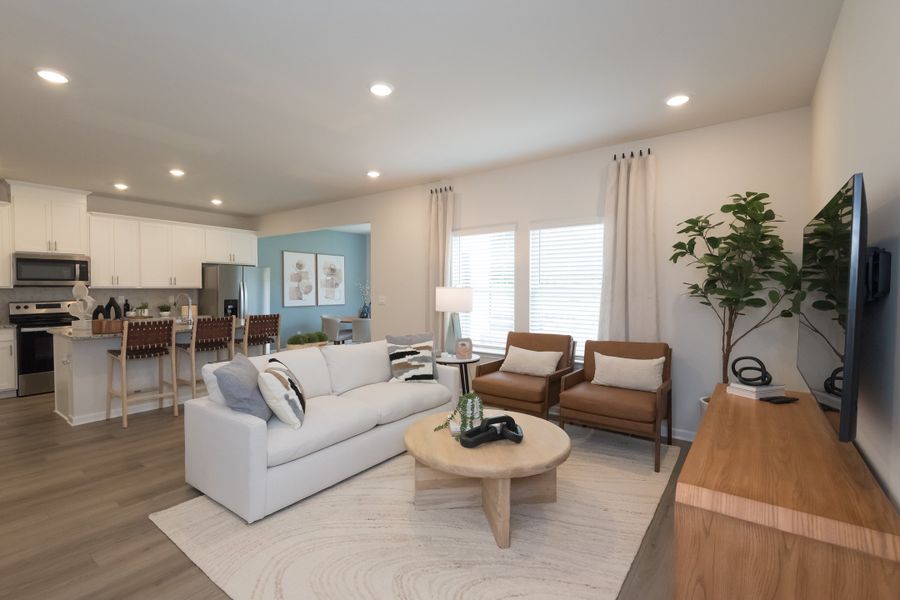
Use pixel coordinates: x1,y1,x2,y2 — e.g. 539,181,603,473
199,264,271,319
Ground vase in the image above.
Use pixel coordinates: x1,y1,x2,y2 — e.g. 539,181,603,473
359,303,371,318
456,393,483,433
104,297,122,320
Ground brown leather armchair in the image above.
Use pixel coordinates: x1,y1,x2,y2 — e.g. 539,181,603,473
472,332,574,420
559,341,672,472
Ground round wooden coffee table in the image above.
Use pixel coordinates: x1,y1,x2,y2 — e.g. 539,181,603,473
404,411,571,548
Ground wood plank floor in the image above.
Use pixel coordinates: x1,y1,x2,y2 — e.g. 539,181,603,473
0,393,689,599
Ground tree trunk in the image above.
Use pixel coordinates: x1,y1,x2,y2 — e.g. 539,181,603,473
721,310,735,384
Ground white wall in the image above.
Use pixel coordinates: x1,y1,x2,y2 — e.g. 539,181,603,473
258,107,812,439
811,0,900,504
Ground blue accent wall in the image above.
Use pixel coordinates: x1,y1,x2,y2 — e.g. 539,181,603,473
257,230,370,341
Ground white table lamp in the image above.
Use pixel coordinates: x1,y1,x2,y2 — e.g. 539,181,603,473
435,286,473,355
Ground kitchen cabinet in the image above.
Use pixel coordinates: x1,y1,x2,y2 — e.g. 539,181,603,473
139,221,204,288
0,329,15,393
9,181,89,254
0,204,11,287
89,215,141,288
205,228,257,266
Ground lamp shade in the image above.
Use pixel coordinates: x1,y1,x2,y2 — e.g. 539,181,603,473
435,286,473,313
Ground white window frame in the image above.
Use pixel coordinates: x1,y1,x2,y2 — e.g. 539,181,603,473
450,224,516,356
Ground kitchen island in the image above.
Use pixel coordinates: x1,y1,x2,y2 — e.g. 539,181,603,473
50,320,246,425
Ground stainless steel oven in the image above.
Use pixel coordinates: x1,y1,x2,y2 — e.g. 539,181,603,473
8,301,77,396
14,253,90,287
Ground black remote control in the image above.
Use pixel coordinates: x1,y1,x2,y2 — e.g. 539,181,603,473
762,395,797,405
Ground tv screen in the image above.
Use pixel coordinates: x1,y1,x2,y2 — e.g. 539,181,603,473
797,173,866,442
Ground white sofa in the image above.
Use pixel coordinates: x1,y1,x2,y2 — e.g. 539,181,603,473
184,340,459,523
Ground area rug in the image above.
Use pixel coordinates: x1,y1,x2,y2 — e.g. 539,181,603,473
151,426,679,600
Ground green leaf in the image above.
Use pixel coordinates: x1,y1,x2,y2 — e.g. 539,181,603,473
745,298,767,308
768,290,780,303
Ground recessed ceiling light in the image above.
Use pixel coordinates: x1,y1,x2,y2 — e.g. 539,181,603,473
666,94,690,107
369,82,393,97
113,183,129,191
210,198,223,206
169,168,185,177
367,170,381,179
36,68,69,84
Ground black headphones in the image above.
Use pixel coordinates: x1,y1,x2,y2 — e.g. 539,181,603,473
460,415,524,448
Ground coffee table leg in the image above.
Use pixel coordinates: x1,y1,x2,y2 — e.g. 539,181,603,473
481,477,511,549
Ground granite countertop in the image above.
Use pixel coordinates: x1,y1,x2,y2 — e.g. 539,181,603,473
49,318,244,341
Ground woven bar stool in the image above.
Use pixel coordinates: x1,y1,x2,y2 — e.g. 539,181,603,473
236,314,281,356
106,319,178,428
175,316,236,399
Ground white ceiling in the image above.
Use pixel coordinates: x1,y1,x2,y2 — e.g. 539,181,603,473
0,1,843,216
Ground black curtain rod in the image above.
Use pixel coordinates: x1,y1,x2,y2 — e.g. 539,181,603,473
430,185,453,194
612,148,651,160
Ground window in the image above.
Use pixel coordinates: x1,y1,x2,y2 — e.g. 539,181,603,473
450,229,515,354
529,222,604,359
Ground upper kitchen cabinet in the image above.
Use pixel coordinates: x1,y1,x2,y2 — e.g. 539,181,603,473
204,228,257,266
139,221,204,288
0,204,12,287
89,215,141,288
9,181,89,255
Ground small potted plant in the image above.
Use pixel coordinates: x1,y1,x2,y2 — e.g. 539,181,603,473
286,331,330,349
157,303,171,317
136,302,150,317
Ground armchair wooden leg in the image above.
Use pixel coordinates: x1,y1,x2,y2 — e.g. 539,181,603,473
559,418,565,431
654,436,661,473
171,351,179,417
667,391,673,445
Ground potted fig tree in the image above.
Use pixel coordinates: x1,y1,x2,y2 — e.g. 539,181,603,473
670,191,800,414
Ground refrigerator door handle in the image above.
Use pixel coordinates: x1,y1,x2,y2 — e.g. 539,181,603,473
239,278,246,319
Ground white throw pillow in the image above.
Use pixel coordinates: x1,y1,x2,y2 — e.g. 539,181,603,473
591,353,665,392
499,346,563,377
321,340,392,395
258,364,305,430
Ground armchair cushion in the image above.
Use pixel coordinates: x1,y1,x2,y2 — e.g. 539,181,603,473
500,346,564,377
472,371,546,404
591,353,665,392
559,381,656,423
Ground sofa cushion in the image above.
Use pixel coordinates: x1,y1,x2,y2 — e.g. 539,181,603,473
202,353,271,405
472,371,547,404
386,333,436,382
214,354,272,421
321,340,391,394
500,346,563,377
340,381,451,425
592,352,664,392
559,381,656,423
266,395,379,467
267,347,333,398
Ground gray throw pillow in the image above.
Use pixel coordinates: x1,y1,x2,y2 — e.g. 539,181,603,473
386,333,436,382
214,353,272,421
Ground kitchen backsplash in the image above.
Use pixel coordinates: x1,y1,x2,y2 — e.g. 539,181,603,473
0,288,198,323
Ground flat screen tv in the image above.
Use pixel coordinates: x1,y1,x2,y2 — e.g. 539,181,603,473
797,173,867,442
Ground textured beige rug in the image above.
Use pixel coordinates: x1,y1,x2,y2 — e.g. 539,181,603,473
151,426,679,600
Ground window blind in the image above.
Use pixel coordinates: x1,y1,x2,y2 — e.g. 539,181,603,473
529,223,604,359
450,229,515,354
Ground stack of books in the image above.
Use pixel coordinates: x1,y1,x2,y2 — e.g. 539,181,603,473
726,382,786,399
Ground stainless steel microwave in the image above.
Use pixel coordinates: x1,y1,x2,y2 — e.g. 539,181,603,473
13,253,90,287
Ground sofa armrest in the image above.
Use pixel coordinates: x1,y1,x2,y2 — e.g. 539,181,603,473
475,358,503,377
562,368,585,391
435,364,461,400
184,398,268,523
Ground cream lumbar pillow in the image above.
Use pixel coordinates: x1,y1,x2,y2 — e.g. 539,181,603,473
258,360,306,429
591,352,665,392
499,345,563,377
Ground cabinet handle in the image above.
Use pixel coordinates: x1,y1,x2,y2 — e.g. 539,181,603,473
174,276,177,286
54,241,58,251
8,346,11,357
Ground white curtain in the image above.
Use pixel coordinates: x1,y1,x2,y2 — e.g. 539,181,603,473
599,154,659,342
427,186,455,348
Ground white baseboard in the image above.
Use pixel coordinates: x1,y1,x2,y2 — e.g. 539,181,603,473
69,398,186,426
672,427,696,442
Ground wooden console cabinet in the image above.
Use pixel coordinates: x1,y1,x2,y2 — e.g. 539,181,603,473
675,384,900,599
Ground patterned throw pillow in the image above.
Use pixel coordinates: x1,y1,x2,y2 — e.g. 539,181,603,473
258,358,306,429
386,333,436,382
